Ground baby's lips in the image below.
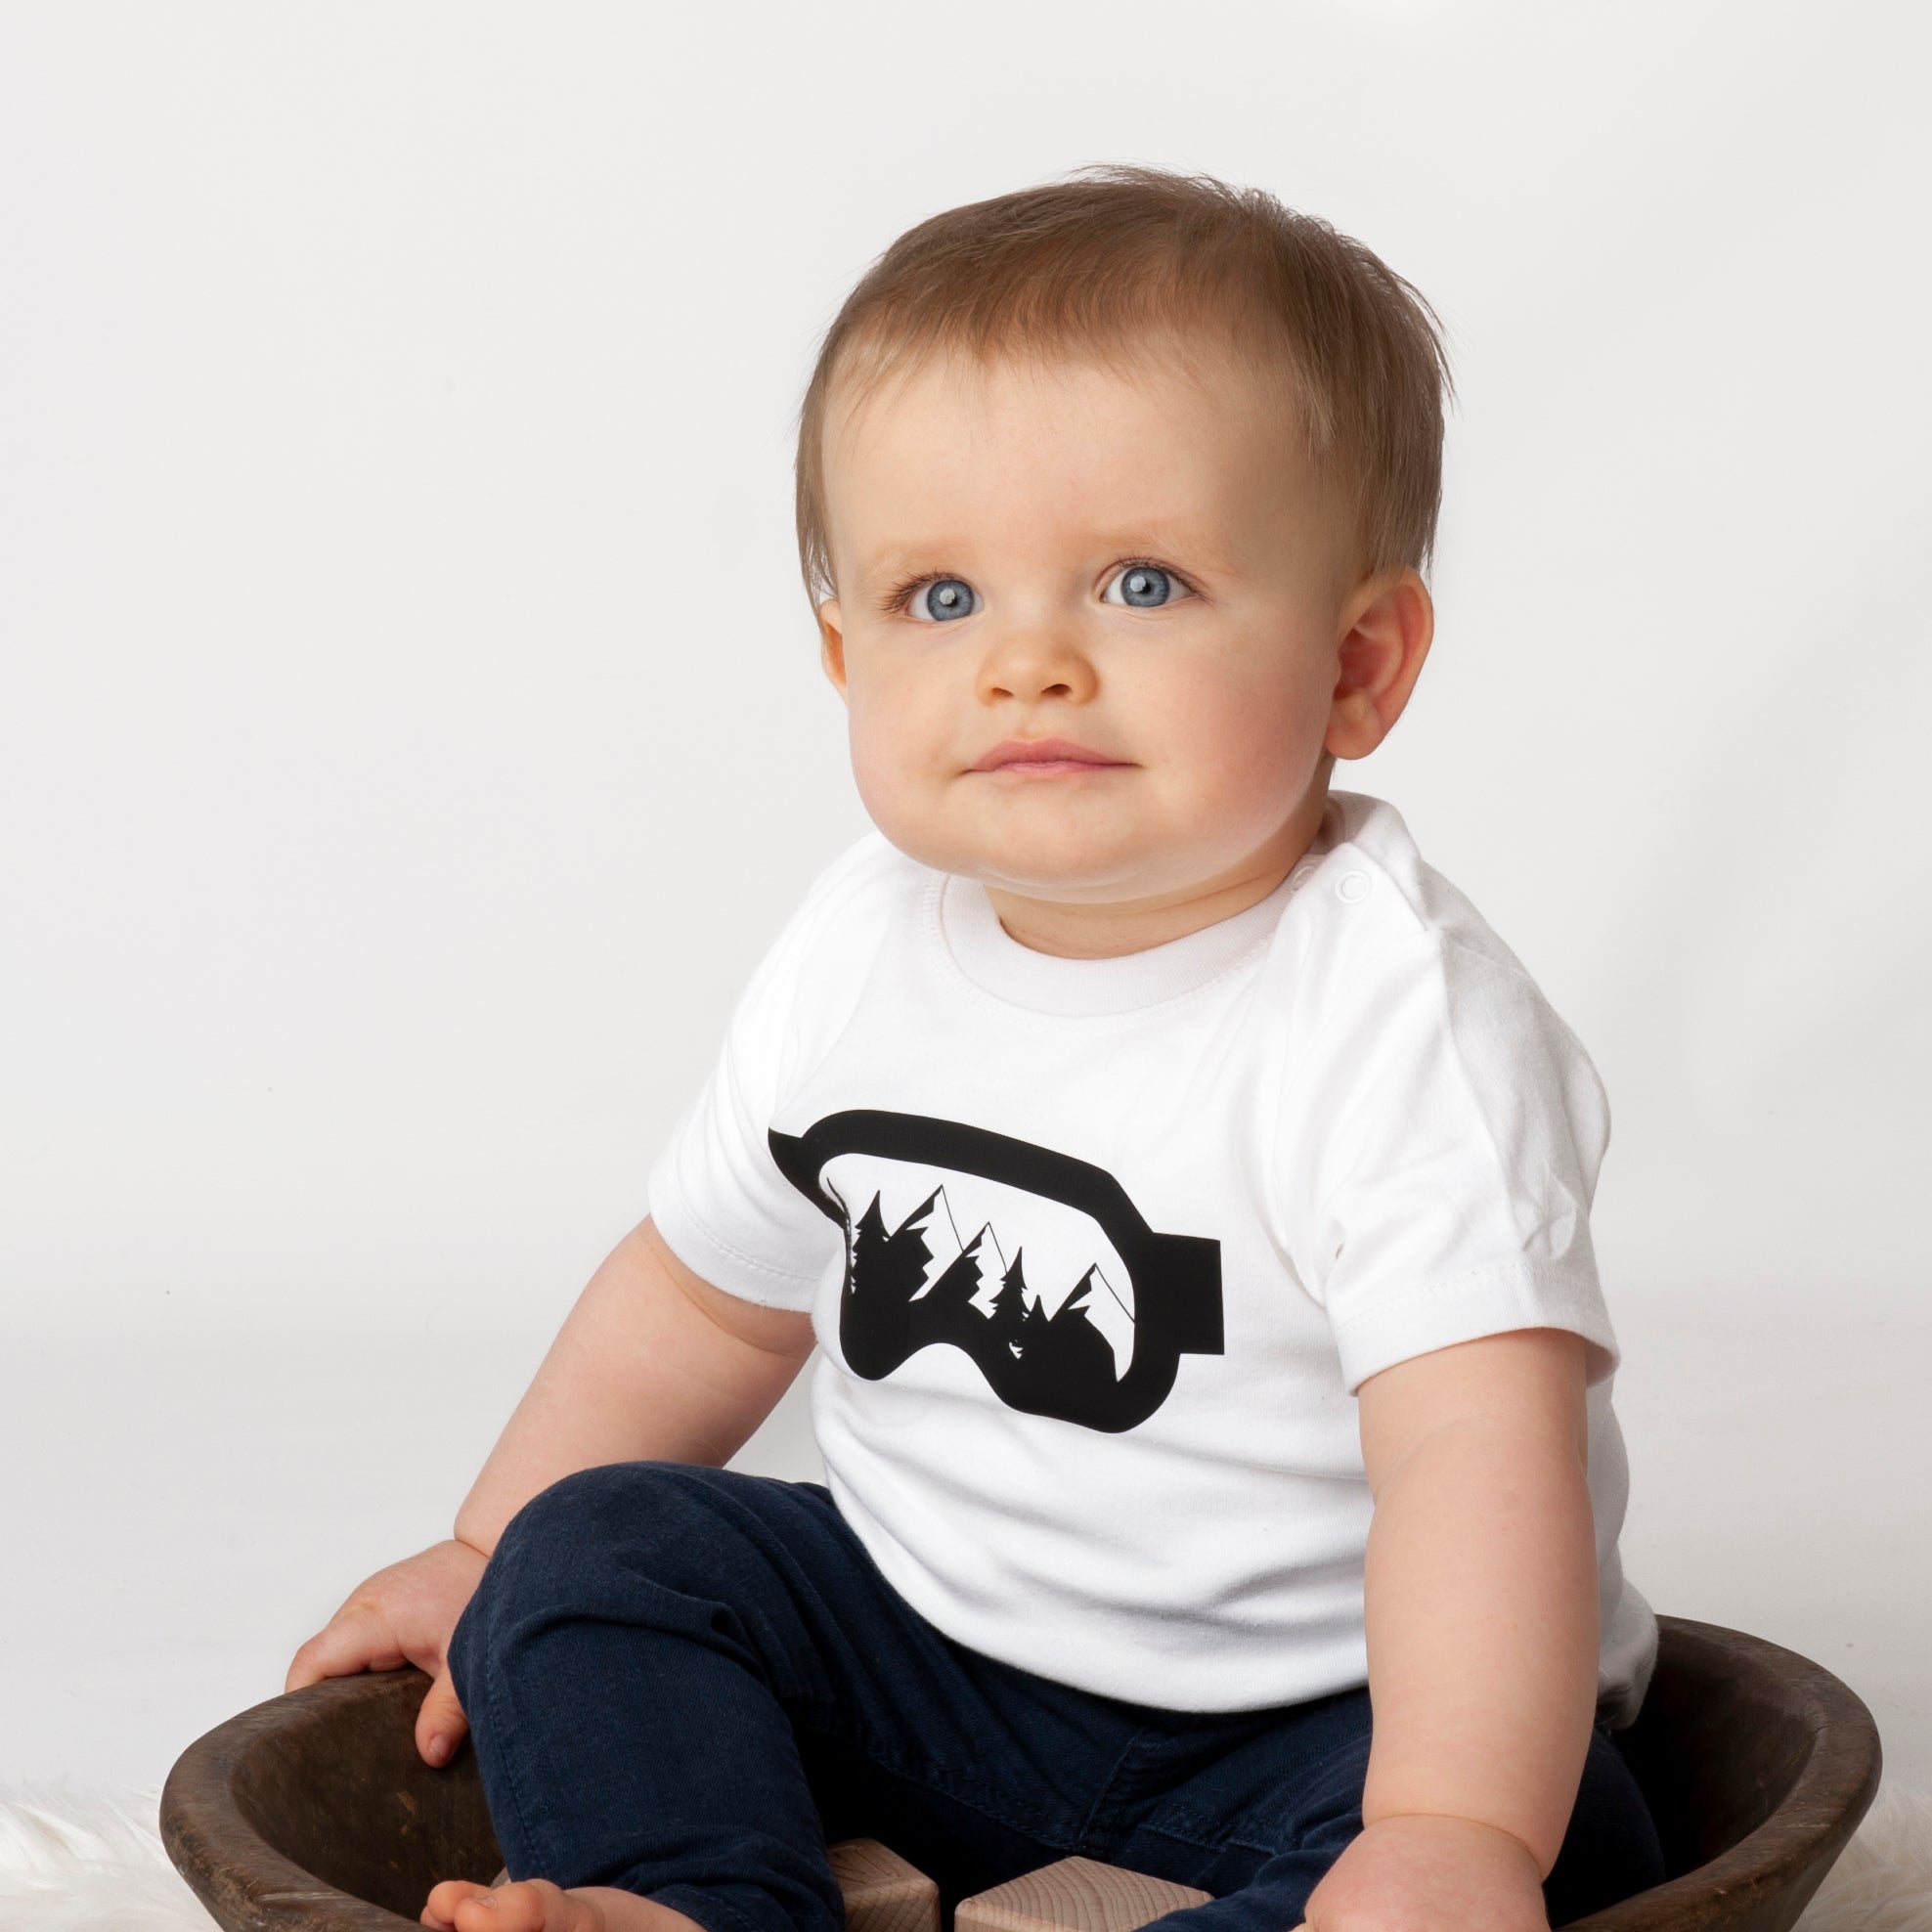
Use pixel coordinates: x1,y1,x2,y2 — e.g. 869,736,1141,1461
971,735,1127,770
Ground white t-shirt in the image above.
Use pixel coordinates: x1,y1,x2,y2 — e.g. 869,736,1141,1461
647,791,1658,1726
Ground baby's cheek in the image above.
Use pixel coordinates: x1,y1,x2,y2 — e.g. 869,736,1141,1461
1227,682,1330,785
844,701,909,802
1192,699,1299,791
842,699,943,852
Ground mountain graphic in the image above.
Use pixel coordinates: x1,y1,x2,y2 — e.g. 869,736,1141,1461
854,1174,1135,1375
773,1110,1222,1434
844,1181,1124,1412
886,1183,1008,1313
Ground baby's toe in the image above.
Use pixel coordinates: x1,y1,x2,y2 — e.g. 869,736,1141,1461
421,1878,495,1929
476,1877,583,1932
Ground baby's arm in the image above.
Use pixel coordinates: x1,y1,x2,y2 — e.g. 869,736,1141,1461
453,1216,816,1553
286,1216,815,1765
1299,1326,1598,1932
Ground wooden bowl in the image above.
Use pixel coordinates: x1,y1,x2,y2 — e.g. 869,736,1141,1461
1563,1617,1882,1929
160,1615,1881,1932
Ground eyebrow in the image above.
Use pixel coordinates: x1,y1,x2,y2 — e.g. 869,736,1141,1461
855,548,959,586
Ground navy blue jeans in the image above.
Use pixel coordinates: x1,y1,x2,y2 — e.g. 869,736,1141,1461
447,1462,1665,1932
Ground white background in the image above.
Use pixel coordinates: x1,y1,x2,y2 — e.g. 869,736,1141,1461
4,0,1929,1814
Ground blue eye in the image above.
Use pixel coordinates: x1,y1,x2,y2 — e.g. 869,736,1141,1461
907,577,978,622
1102,563,1186,608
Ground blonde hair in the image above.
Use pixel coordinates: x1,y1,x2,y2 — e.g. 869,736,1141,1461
794,164,1455,606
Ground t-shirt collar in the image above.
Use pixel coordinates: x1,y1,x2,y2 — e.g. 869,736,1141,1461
937,856,1308,1017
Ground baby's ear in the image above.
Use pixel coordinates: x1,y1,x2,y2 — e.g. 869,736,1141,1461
817,598,848,701
1326,568,1433,761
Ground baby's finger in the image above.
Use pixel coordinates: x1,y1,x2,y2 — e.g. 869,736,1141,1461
417,1666,471,1767
285,1608,406,1692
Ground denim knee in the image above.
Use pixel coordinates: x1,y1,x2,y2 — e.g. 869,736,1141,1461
448,1461,699,1697
487,1459,731,1598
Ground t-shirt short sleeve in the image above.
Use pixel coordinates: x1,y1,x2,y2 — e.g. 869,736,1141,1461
1282,929,1621,1394
644,856,868,1311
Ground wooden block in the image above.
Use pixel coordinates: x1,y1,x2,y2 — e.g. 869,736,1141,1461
955,1856,1211,1932
828,1836,942,1932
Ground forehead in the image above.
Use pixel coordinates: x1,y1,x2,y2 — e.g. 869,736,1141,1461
820,339,1318,568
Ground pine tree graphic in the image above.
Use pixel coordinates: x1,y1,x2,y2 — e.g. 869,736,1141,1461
844,1183,1126,1401
851,1187,938,1305
988,1249,1032,1357
841,1188,940,1379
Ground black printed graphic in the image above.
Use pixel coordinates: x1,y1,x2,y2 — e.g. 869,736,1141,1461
768,1110,1222,1432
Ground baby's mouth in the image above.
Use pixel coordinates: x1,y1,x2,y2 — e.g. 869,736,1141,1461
970,737,1132,775
986,759,1126,775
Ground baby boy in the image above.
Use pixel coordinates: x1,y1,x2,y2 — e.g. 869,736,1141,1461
287,167,1666,1932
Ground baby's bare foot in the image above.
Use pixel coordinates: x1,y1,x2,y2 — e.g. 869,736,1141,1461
420,1875,708,1932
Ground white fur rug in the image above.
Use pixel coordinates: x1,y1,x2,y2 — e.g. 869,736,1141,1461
0,1778,1928,1929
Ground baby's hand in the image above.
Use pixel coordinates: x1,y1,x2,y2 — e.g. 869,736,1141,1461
1299,1813,1549,1932
285,1536,489,1768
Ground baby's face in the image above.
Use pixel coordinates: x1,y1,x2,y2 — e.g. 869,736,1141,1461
815,340,1425,952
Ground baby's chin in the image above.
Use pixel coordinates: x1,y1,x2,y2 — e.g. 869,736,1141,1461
868,811,1185,903
910,846,1174,907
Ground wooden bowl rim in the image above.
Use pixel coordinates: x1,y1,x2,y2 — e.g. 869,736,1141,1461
161,1620,1883,1932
